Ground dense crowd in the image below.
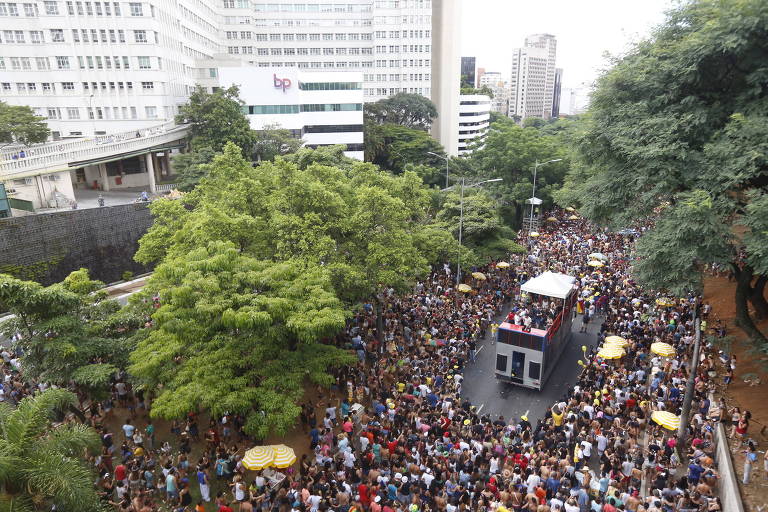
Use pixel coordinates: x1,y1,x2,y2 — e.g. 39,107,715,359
0,210,751,512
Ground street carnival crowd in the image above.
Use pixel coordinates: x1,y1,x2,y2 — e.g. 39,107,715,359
0,210,762,512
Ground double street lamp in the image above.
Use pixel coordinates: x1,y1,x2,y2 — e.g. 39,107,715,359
528,158,562,233
442,177,503,285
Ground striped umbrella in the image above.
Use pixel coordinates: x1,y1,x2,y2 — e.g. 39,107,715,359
471,272,487,280
242,446,274,470
457,284,472,293
651,410,680,431
651,342,676,358
587,260,604,268
496,262,510,269
270,444,297,468
604,335,627,345
597,345,625,360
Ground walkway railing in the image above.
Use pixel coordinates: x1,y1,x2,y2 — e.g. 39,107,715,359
155,183,178,192
0,122,189,178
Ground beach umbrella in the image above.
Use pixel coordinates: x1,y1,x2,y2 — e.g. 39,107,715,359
587,260,604,268
651,342,676,358
529,231,540,237
655,297,675,307
568,215,579,220
457,284,472,293
565,207,576,212
471,272,487,280
651,411,680,431
597,345,625,360
604,335,626,344
604,338,628,349
546,217,559,222
242,446,274,470
270,444,297,468
496,261,510,269
588,252,608,261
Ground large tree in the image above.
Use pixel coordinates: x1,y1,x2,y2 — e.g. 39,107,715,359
0,270,134,400
364,92,438,130
560,0,768,344
135,143,457,432
365,123,446,172
0,389,104,512
0,101,49,149
253,123,304,162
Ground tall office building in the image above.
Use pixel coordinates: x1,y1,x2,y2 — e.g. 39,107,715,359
1,0,458,150
0,0,219,139
460,56,475,87
551,67,562,118
478,71,509,115
509,33,557,121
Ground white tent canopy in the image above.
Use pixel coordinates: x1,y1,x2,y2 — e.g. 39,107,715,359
520,271,576,299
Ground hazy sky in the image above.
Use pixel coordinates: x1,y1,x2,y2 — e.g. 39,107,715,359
461,0,674,89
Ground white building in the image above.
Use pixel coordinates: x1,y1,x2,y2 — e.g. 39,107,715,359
0,0,219,139
219,68,364,160
560,83,591,115
478,71,509,115
509,33,557,121
430,0,461,156
457,94,489,156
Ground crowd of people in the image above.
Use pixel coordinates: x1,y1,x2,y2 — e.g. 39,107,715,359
0,210,753,512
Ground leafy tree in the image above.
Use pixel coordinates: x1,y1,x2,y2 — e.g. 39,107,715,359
0,101,49,149
364,92,438,130
469,117,568,226
460,86,494,99
366,124,445,173
282,144,358,171
172,146,216,192
0,388,104,512
0,270,133,399
561,0,768,343
253,123,304,162
176,85,256,156
130,242,352,438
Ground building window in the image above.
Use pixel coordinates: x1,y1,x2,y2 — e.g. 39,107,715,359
50,29,64,42
145,106,157,118
141,81,153,89
36,57,49,70
61,81,74,90
23,2,38,16
137,56,150,69
134,29,146,42
129,1,141,16
67,107,80,119
44,0,59,14
55,56,70,69
30,30,44,43
47,108,60,119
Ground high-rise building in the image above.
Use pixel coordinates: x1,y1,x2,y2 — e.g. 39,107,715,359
460,56,476,87
552,68,563,118
431,0,461,156
478,71,509,115
1,0,458,151
457,94,490,156
476,67,485,87
509,33,557,121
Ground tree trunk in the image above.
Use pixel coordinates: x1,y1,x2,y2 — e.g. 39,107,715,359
749,275,768,320
733,265,768,345
374,296,384,349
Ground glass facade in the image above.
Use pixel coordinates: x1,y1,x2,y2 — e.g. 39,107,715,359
299,81,363,91
244,103,363,114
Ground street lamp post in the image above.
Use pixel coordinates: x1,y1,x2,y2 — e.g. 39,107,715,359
444,177,503,285
528,158,563,233
427,151,450,189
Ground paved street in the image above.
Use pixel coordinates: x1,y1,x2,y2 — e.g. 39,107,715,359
461,310,601,424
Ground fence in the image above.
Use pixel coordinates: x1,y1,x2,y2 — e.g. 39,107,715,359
709,390,746,512
154,183,178,193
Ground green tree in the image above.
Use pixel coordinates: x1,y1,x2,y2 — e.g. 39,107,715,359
0,101,50,149
0,270,133,399
469,117,568,226
366,124,445,173
562,0,768,343
253,123,304,162
460,86,494,99
130,242,352,438
0,388,104,512
172,146,216,192
364,92,438,130
176,85,256,156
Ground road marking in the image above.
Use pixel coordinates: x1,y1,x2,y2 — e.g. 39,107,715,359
476,346,484,356
476,403,485,414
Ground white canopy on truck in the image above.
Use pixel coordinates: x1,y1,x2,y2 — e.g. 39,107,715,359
520,271,576,299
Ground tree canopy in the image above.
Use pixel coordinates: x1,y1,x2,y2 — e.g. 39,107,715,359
559,0,768,343
253,123,304,162
364,93,438,131
0,101,50,148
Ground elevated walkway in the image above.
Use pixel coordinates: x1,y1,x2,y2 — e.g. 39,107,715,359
0,122,190,180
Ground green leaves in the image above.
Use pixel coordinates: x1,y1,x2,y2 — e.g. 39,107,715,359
0,101,49,147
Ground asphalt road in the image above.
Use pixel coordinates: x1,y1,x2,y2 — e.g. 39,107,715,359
461,311,601,424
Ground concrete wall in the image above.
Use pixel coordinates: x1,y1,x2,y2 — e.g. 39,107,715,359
0,203,153,285
714,421,745,512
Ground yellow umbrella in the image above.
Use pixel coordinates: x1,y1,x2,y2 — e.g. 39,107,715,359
604,335,626,344
597,345,625,360
471,272,487,280
270,444,297,468
587,260,604,268
651,410,680,431
242,446,274,470
457,284,472,293
568,215,579,220
651,342,676,358
496,261,510,269
565,207,576,212
546,216,559,222
604,338,628,349
656,298,675,307
529,231,540,237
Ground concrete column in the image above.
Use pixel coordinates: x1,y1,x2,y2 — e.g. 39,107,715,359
99,163,110,191
164,152,172,179
145,153,156,193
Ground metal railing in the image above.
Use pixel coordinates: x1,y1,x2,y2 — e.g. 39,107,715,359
0,122,189,178
154,183,178,192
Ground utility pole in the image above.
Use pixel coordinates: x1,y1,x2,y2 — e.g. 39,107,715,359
677,311,701,448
